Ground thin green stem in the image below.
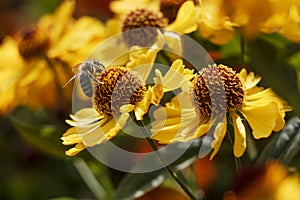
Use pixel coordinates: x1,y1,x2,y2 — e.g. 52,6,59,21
227,115,242,173
137,120,199,200
240,32,246,65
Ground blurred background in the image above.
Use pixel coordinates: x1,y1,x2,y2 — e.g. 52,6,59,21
1,1,300,200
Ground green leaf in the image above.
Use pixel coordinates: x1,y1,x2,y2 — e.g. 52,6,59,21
110,140,203,200
256,117,300,165
10,107,67,158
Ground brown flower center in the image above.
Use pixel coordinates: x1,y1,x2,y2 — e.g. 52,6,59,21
159,0,199,23
93,66,146,117
192,65,244,116
122,8,168,47
18,27,49,59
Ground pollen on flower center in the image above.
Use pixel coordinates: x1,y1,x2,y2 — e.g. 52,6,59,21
93,66,146,117
159,0,199,23
122,8,168,47
18,28,49,59
192,65,244,116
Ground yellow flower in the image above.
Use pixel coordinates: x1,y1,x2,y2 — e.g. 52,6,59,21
61,58,193,156
197,0,238,44
224,160,300,200
109,0,159,17
260,1,300,42
107,0,198,46
0,0,106,115
151,65,291,159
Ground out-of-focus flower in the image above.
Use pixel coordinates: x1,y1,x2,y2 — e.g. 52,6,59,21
197,0,300,42
107,1,198,41
0,0,106,115
193,156,217,191
136,186,189,200
151,65,291,159
224,0,273,38
261,1,300,42
224,160,300,200
197,0,238,45
109,0,159,17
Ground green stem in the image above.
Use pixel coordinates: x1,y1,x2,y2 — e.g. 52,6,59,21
227,115,242,173
137,120,199,200
240,32,246,65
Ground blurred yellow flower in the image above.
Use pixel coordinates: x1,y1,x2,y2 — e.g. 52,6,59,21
224,160,300,200
107,1,198,39
197,0,300,42
197,0,238,45
151,65,291,159
0,0,106,115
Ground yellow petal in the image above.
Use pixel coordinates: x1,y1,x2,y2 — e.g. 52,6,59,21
210,117,227,160
238,68,261,90
0,36,25,115
103,113,129,139
126,31,164,81
151,92,200,143
61,127,82,145
194,123,210,138
88,34,129,66
65,143,85,156
48,16,106,66
167,1,198,34
161,59,194,91
231,111,246,158
38,0,75,43
163,31,182,57
241,101,280,139
135,89,152,120
210,118,227,159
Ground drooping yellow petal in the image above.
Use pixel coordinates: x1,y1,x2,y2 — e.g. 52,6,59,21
166,1,198,34
230,111,246,158
102,113,130,139
210,118,227,159
245,88,291,132
194,123,210,138
151,92,200,143
241,101,280,139
65,143,85,156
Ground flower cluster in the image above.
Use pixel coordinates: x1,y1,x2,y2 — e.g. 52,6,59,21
1,0,300,199
56,0,293,160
